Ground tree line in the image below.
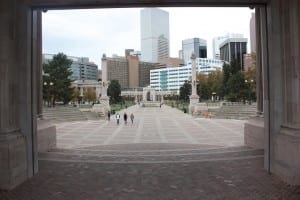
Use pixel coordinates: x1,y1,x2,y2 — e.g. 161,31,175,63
179,56,256,103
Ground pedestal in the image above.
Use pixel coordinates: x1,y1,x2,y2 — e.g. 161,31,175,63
0,132,27,190
244,116,265,149
37,119,56,153
273,128,300,185
100,96,110,107
189,95,199,114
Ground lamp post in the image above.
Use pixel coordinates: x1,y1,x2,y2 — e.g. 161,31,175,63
44,81,54,107
245,79,254,104
212,92,216,102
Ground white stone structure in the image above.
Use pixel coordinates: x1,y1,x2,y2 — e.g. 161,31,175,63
189,53,200,114
72,80,102,101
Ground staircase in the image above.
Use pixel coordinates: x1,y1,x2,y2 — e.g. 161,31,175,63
43,106,100,123
39,143,263,163
210,104,257,120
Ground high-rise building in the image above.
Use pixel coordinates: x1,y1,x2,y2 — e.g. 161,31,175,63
212,33,244,60
140,8,169,63
220,38,248,70
250,13,256,53
43,54,98,81
182,38,207,64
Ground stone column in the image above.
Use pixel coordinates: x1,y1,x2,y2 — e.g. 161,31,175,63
271,0,300,185
244,8,265,150
99,54,109,108
255,8,264,116
189,53,199,114
0,0,27,190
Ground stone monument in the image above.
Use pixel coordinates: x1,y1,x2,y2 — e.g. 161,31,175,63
92,54,110,115
189,53,200,114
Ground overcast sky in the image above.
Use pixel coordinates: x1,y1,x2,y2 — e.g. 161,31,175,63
42,7,254,67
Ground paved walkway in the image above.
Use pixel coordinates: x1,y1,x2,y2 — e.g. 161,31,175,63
1,105,300,199
56,105,244,149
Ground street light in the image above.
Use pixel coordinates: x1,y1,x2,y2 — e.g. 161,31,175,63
43,81,54,106
245,79,254,104
211,92,216,102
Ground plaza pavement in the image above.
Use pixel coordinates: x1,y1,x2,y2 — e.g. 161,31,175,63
2,105,300,199
55,105,245,149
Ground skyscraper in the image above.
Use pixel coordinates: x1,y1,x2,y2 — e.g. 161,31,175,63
250,12,256,53
212,33,244,60
220,38,248,70
182,38,207,64
140,8,170,63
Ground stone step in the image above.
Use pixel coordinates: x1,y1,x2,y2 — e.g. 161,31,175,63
39,145,263,163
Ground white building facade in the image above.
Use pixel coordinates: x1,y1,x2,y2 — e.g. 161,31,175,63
140,8,170,63
150,58,223,92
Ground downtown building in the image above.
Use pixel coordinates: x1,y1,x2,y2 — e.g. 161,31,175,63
182,38,207,64
140,8,170,63
250,12,256,53
104,53,158,89
219,38,248,70
212,33,244,60
150,58,223,92
43,53,98,81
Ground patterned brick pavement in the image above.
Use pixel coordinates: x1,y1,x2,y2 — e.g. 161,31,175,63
1,158,300,200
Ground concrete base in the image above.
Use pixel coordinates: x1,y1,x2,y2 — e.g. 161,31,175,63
92,104,110,116
37,119,56,152
0,132,28,190
244,117,265,149
100,96,110,106
273,129,300,185
189,95,200,115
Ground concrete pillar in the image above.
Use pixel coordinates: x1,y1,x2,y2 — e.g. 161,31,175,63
101,54,108,97
191,53,197,96
255,8,264,116
99,54,110,108
269,0,300,185
0,0,28,190
189,53,199,114
244,8,265,150
35,11,43,119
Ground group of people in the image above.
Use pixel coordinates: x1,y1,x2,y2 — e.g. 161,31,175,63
107,110,134,125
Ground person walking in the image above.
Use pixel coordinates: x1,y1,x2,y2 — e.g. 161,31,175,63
107,110,111,121
130,113,134,124
116,113,120,125
124,112,128,125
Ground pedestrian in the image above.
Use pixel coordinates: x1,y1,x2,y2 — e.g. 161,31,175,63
124,112,128,125
130,113,134,124
107,110,111,121
116,113,120,125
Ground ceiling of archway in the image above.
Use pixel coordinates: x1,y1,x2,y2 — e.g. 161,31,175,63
24,0,268,9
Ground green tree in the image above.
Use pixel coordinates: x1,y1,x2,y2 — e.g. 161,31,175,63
207,70,223,100
196,73,209,101
43,53,73,105
226,72,248,102
221,58,252,102
107,80,121,104
179,81,191,102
